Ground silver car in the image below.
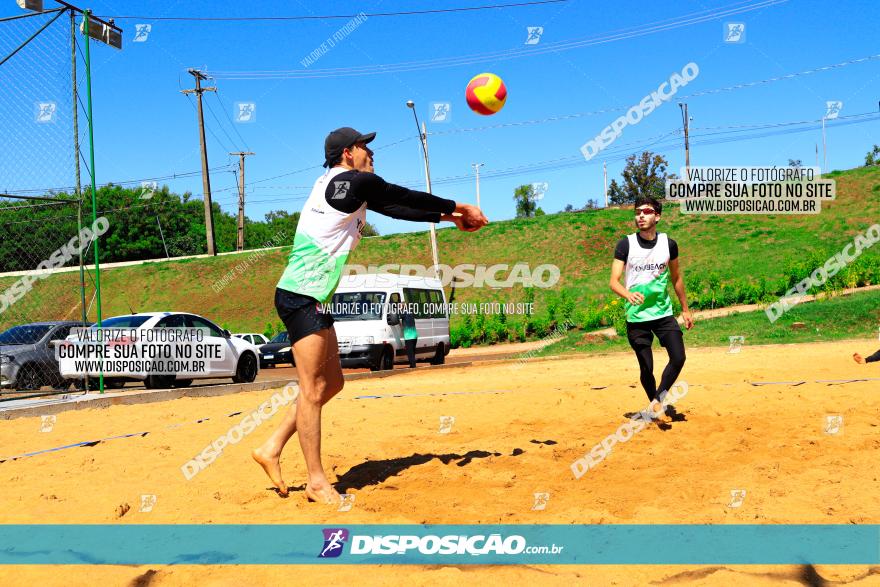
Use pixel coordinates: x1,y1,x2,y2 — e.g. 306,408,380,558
0,321,90,390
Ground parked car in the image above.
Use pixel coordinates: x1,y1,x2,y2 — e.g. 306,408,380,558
258,331,293,368
234,333,270,346
58,312,260,389
331,273,450,371
0,321,92,391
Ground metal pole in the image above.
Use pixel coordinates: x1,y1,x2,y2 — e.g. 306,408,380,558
82,10,103,393
70,9,88,371
822,116,827,174
603,161,608,208
156,215,169,259
472,163,483,208
421,122,440,273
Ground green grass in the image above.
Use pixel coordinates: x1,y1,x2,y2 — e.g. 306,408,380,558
1,166,879,341
536,288,880,356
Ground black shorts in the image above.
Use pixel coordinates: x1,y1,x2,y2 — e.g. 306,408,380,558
275,288,334,345
625,315,682,350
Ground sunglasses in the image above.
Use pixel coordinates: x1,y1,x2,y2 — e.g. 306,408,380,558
635,208,656,216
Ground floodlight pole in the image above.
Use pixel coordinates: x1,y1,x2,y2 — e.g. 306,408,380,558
81,9,105,392
406,101,440,276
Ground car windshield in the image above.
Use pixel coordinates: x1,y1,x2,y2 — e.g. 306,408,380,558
0,324,53,345
90,315,153,329
330,291,386,321
270,332,289,343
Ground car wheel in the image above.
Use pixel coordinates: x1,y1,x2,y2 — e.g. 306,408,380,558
233,352,258,384
174,379,193,388
430,342,446,365
144,374,174,389
16,365,42,391
380,346,394,371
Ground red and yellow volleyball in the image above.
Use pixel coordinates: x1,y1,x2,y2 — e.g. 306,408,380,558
465,72,507,115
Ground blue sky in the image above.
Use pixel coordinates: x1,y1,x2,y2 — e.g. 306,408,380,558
3,0,879,236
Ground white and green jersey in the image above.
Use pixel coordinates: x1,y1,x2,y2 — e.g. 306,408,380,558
276,167,456,304
623,232,673,323
276,167,366,303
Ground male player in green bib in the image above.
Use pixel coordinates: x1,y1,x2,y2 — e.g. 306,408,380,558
609,196,693,419
253,127,487,503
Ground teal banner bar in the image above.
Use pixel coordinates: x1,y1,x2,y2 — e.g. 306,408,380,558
0,525,877,565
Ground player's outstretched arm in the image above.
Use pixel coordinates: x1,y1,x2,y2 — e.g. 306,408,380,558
355,172,488,231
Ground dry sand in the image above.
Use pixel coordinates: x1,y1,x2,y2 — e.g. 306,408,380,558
1,340,879,585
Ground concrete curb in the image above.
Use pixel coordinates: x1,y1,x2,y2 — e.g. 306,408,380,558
0,360,474,420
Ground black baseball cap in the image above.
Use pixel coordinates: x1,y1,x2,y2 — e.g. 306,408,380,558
323,127,376,168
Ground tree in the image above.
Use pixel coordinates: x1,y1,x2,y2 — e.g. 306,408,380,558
362,222,380,237
513,184,538,218
563,204,574,212
535,207,546,217
584,199,598,210
608,179,627,205
865,145,880,167
618,151,669,204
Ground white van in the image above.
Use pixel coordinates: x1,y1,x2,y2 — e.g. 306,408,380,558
329,273,450,371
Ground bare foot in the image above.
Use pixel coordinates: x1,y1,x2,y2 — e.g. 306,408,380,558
305,482,340,505
853,353,865,364
252,447,288,496
651,399,664,417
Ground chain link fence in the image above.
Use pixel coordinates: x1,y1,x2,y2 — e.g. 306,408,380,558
1,8,97,396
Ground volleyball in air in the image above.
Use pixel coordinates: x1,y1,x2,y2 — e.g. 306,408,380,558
465,73,507,115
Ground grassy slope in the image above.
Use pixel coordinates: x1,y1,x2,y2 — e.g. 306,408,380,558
1,166,878,336
536,287,880,356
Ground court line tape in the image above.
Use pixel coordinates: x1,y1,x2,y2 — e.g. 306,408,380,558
749,377,880,386
0,409,248,464
353,389,516,400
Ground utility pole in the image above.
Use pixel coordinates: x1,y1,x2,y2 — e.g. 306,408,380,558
603,160,608,208
679,102,690,178
156,216,170,259
471,163,483,208
821,116,827,174
815,143,819,171
181,69,217,256
230,151,255,251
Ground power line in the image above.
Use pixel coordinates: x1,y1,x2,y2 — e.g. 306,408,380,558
209,0,786,79
94,1,567,22
3,166,234,196
397,113,880,189
426,53,880,137
201,92,239,153
0,7,64,23
213,88,251,152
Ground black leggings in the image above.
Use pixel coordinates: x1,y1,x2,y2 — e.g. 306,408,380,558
405,339,417,368
626,317,686,401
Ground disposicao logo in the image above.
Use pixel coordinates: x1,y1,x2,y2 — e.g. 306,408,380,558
318,528,349,558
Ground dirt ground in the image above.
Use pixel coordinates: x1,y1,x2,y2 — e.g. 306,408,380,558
1,339,879,585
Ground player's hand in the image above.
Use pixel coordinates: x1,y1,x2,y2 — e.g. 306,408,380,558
681,309,694,330
853,352,865,364
455,203,489,229
626,291,644,305
444,214,481,232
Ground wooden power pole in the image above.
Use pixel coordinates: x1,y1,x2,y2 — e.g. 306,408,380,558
230,151,254,251
181,69,218,256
